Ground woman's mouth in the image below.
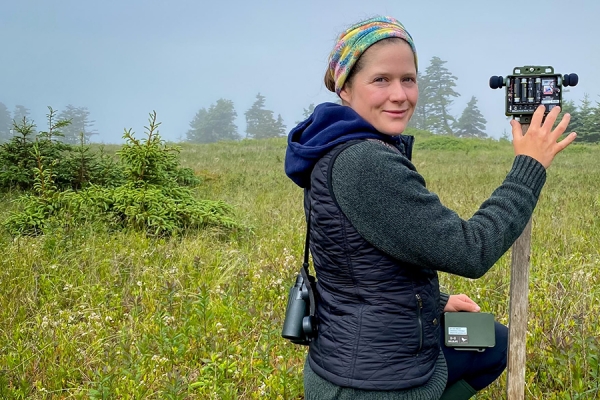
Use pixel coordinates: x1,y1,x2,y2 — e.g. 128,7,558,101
383,110,408,117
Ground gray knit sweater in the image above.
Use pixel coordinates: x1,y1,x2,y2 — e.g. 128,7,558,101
304,140,546,399
332,141,545,279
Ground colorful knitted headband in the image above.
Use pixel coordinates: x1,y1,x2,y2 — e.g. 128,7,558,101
327,16,417,95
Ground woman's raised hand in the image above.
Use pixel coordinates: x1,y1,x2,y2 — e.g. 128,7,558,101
511,105,577,169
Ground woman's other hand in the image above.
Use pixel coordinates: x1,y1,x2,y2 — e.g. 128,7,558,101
444,294,481,312
511,105,577,169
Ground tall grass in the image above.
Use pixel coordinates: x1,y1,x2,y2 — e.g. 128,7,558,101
0,137,598,399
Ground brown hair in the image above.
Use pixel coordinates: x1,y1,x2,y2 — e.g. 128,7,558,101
324,68,336,93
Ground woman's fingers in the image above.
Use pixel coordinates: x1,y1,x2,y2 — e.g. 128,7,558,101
555,131,578,153
510,105,576,168
458,294,475,304
530,104,546,128
510,119,524,142
551,112,571,141
540,105,561,132
452,294,481,312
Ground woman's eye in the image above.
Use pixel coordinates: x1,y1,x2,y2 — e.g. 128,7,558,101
374,77,386,83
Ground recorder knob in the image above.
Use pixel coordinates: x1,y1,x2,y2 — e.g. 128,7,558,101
489,76,504,89
563,73,579,87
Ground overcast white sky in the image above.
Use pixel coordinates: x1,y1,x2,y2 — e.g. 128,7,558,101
1,0,598,142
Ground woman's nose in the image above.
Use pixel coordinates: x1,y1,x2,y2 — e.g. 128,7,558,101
389,80,408,102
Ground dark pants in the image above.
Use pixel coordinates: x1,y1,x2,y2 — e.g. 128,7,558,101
441,321,508,391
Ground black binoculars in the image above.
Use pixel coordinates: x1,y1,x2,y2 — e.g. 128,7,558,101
281,272,317,345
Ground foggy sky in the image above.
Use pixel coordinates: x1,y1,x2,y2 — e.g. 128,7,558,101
1,0,598,143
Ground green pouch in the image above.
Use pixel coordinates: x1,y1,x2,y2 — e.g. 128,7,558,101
444,312,496,352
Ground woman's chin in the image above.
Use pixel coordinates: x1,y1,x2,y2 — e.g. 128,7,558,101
377,122,408,136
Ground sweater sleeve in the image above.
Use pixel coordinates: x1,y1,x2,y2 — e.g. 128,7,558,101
330,140,546,279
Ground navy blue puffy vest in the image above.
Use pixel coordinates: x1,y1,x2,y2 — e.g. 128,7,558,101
306,140,441,390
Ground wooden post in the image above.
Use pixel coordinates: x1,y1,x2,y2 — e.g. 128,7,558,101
507,123,531,400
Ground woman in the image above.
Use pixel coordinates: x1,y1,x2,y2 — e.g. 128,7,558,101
284,16,575,399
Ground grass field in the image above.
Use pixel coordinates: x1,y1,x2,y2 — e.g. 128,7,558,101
0,136,599,399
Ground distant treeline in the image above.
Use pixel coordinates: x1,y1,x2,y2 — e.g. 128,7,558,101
185,93,287,143
184,56,493,143
3,56,600,144
0,104,95,144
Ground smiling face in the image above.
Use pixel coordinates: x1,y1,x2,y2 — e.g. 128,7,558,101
339,39,418,136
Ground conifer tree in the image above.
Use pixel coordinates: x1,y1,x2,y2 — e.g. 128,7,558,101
274,114,287,136
57,105,97,144
578,94,594,136
245,93,284,139
453,96,487,138
419,57,460,135
295,103,315,124
187,99,238,143
584,100,600,143
0,102,11,142
12,105,30,126
410,72,433,131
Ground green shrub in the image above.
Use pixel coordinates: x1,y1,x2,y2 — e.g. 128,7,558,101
73,183,238,236
0,107,125,191
404,127,435,139
416,135,502,152
3,111,238,237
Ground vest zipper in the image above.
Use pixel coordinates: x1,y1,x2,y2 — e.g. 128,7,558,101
416,294,423,352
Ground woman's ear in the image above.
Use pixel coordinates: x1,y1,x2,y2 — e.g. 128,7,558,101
339,86,351,105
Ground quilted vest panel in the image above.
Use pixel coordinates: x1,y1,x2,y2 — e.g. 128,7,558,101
306,140,441,391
